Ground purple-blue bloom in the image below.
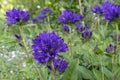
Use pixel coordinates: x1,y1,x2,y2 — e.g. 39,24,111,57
92,1,120,21
106,44,117,54
32,8,52,23
53,58,68,72
82,30,92,39
48,58,68,72
58,10,84,24
76,24,85,32
76,24,91,32
92,5,103,14
41,8,52,14
32,18,38,23
85,25,91,29
6,8,30,26
63,25,69,33
32,31,68,64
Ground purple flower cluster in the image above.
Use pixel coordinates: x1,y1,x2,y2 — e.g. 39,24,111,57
58,10,84,24
58,10,84,32
75,24,92,40
32,8,52,23
53,58,68,72
82,30,92,39
6,8,30,26
76,24,85,32
32,31,68,72
106,44,117,54
63,25,69,33
48,58,68,72
92,1,120,21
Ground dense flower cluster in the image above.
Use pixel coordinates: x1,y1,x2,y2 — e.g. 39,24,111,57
6,8,30,26
53,58,68,72
63,25,69,33
106,44,117,54
32,31,68,72
32,31,68,64
48,58,68,72
58,10,84,24
82,30,92,39
32,8,52,23
58,10,83,32
75,24,92,40
92,1,120,21
76,24,85,32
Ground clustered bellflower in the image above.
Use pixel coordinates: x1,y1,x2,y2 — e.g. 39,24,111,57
58,10,84,33
6,8,30,26
75,24,92,40
106,44,117,54
32,31,68,72
76,24,85,32
92,1,120,21
63,25,69,33
82,30,92,39
32,8,52,23
58,10,84,24
48,58,68,72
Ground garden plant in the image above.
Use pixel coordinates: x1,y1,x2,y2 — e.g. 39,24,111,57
0,0,120,80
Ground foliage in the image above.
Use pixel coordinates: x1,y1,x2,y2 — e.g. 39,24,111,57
0,0,120,80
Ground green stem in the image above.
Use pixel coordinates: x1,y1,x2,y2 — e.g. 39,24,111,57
68,25,73,57
19,27,43,80
112,55,115,80
99,54,104,80
86,42,92,68
115,24,118,45
47,16,51,32
19,27,30,58
52,61,58,80
78,0,83,15
115,24,119,65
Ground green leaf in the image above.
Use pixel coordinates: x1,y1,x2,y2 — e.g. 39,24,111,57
102,67,112,80
62,60,78,80
27,58,33,64
79,66,95,80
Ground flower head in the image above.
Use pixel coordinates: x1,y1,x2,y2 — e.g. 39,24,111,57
48,58,68,72
32,31,68,64
6,8,30,25
32,8,52,23
32,18,38,23
106,44,117,54
92,1,120,21
76,24,85,32
58,10,83,24
41,8,52,14
82,30,92,39
53,58,68,72
92,5,103,14
63,25,69,33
